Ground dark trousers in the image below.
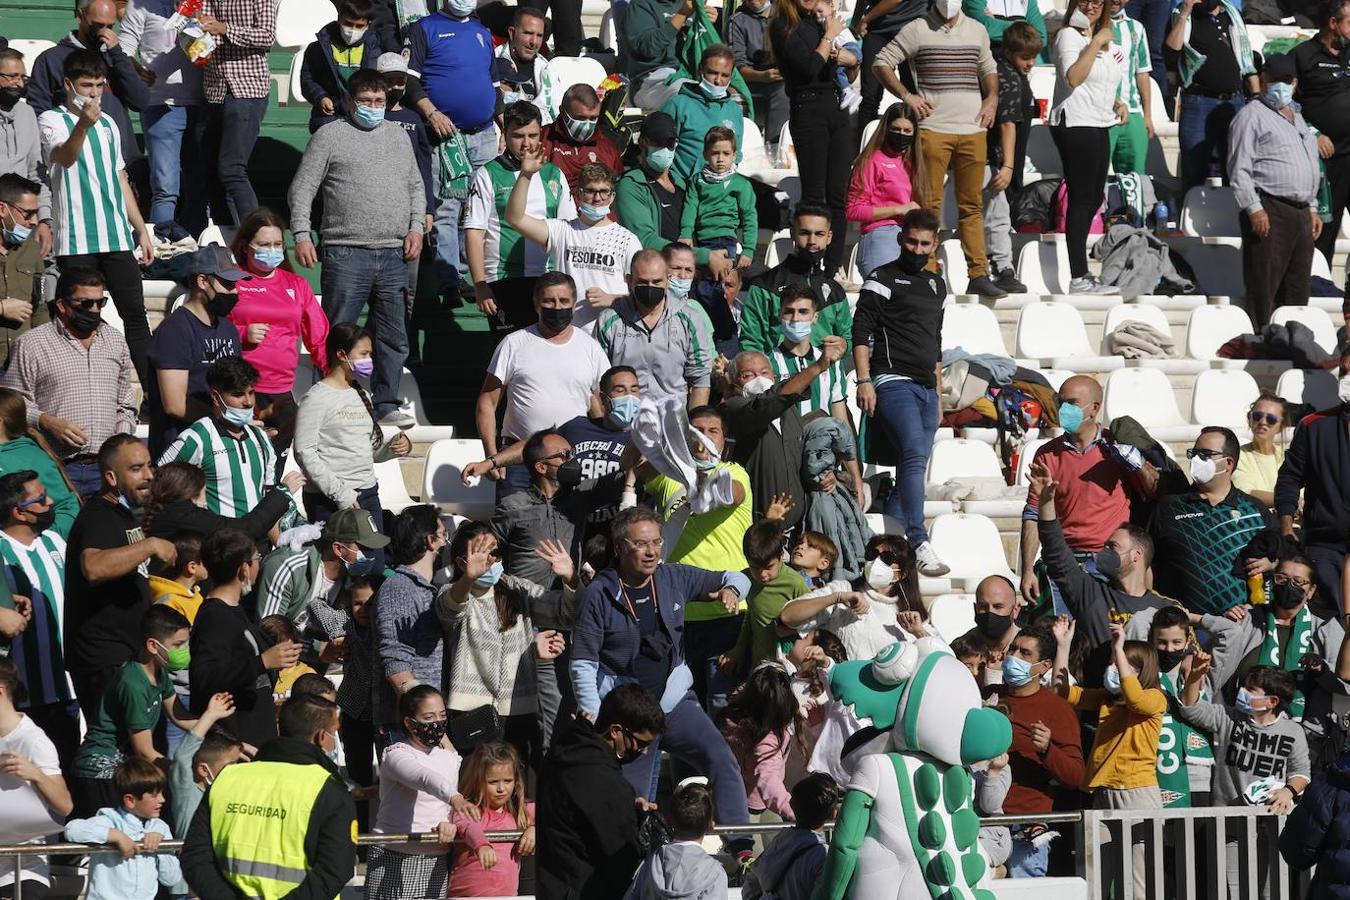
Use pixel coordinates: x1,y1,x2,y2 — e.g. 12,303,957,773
1308,542,1346,618
859,28,903,131
789,91,852,273
684,614,744,713
1240,195,1314,327
57,250,150,384
1178,92,1244,195
750,83,791,150
341,712,376,832
70,664,117,734
72,775,119,818
1317,153,1350,264
26,700,81,774
1050,124,1111,278
203,93,268,226
255,390,299,470
1126,0,1172,116
548,0,584,55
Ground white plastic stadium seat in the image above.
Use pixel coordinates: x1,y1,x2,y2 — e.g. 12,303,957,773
1014,300,1121,370
1015,438,1051,485
1147,77,1177,138
274,0,332,49
1028,67,1055,105
763,229,792,269
1015,240,1055,295
926,438,1003,485
926,593,977,643
1101,367,1201,442
422,439,495,520
7,39,57,63
941,302,1009,357
373,459,415,513
1189,369,1259,434
599,8,616,50
1270,305,1339,356
1180,185,1240,239
938,239,969,296
1184,304,1254,360
287,50,308,106
1100,302,1171,352
1038,369,1077,392
1275,368,1338,411
927,513,1015,590
547,57,607,114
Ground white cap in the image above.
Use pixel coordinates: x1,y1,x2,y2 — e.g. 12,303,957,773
376,52,408,74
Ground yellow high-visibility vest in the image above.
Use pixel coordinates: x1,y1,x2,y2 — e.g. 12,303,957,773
208,760,337,900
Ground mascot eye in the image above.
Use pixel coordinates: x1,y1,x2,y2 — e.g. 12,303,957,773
871,642,919,686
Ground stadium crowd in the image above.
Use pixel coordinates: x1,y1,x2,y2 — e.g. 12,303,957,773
3,0,1350,894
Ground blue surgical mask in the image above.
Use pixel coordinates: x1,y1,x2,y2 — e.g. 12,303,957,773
780,320,813,344
609,395,641,428
353,104,385,129
252,247,285,270
700,78,728,99
1266,82,1295,108
1057,400,1084,433
474,560,504,588
2,220,31,247
577,202,610,222
667,276,692,299
1104,665,1122,694
220,404,254,427
1001,655,1037,687
694,456,719,470
343,548,377,577
1235,687,1272,717
647,145,676,172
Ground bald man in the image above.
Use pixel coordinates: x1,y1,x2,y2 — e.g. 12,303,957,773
965,575,1023,686
1019,376,1158,615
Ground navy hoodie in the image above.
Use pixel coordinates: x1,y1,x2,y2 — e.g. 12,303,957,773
1274,406,1350,546
1280,748,1350,898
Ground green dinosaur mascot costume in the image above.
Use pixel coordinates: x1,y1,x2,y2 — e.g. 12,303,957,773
813,638,1014,900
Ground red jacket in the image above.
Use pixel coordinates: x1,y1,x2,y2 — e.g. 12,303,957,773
541,122,625,198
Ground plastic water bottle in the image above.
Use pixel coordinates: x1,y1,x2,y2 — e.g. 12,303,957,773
1154,201,1169,236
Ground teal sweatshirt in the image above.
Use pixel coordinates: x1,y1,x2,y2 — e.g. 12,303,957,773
626,0,686,84
680,171,758,261
615,165,713,262
0,435,79,539
660,84,747,182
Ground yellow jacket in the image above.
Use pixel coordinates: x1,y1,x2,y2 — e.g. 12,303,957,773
149,577,203,625
1065,676,1167,791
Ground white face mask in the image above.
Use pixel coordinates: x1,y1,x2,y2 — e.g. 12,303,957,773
1338,374,1350,405
865,557,896,591
937,0,961,18
1188,454,1219,486
340,25,367,44
1069,8,1091,27
70,92,93,110
742,375,775,397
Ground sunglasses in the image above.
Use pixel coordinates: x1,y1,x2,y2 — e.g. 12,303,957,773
864,548,899,566
1185,448,1227,461
1248,411,1281,426
17,492,48,508
65,297,108,310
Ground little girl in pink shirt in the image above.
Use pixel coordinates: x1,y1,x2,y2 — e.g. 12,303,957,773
448,742,536,897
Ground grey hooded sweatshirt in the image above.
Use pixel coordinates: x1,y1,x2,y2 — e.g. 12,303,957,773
0,99,51,222
741,827,827,900
624,841,729,900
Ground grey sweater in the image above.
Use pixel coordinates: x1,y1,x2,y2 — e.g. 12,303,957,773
287,118,425,247
294,381,398,508
374,566,442,725
1177,700,1310,804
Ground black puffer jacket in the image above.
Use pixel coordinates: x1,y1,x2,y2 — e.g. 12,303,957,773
1280,748,1350,898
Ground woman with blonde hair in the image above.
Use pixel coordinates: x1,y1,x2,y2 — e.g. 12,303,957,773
846,102,926,279
0,387,79,537
1233,390,1287,508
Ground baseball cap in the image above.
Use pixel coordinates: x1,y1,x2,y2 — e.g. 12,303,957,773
376,52,408,74
183,245,250,283
1263,53,1296,81
322,507,391,549
640,112,679,149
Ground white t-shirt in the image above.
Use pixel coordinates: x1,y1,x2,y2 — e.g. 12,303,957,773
1050,27,1125,128
487,324,609,441
0,715,65,887
788,579,918,661
545,219,643,329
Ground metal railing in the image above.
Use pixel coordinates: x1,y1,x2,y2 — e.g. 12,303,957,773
0,809,1311,900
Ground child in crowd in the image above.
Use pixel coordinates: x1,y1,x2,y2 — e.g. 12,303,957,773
789,532,838,589
71,605,197,817
952,633,990,684
374,50,435,303
984,22,1043,295
0,657,74,896
781,628,847,780
65,758,181,900
973,753,1013,875
719,664,805,823
149,531,206,757
262,614,318,698
291,672,338,702
450,741,537,897
298,0,384,132
816,0,862,113
367,685,475,899
742,772,840,900
625,779,728,899
167,692,239,899
722,521,809,675
680,126,758,337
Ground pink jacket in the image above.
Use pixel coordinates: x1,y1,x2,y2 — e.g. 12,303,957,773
448,803,536,897
227,268,329,394
729,724,796,821
846,151,917,235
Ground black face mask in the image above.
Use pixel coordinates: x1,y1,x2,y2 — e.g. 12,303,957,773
632,285,665,309
1272,581,1307,611
206,291,239,318
1156,647,1189,673
974,610,1013,641
884,131,915,153
538,305,574,332
1093,546,1122,581
794,246,827,269
898,247,929,275
386,88,405,106
405,717,447,746
556,457,583,486
0,85,23,110
83,24,108,48
31,506,56,533
65,306,101,335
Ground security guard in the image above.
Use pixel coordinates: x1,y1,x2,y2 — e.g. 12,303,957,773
181,694,357,900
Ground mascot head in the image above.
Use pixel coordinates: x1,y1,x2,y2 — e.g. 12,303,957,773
830,639,1012,766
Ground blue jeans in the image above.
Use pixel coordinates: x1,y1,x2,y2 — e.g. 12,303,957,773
1007,831,1051,877
683,614,743,714
203,93,268,226
142,104,204,233
433,126,498,296
873,379,939,546
857,225,901,281
1177,93,1244,195
320,245,410,417
1125,0,1170,114
63,460,103,499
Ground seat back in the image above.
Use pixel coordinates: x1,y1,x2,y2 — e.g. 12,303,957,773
548,57,607,113
927,513,1014,580
763,229,792,269
373,459,415,513
939,239,969,296
1015,301,1093,358
1015,438,1051,485
1275,368,1338,411
1190,369,1260,431
422,440,495,519
8,39,57,62
274,0,331,48
1270,305,1338,355
1101,303,1172,352
926,593,977,644
926,438,1004,485
1101,367,1189,427
941,302,1008,356
1184,304,1254,360
1179,185,1240,238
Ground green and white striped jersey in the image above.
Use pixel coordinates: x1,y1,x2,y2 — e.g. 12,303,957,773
768,344,846,418
0,530,72,707
464,158,575,281
1112,14,1151,114
160,416,277,519
37,109,134,257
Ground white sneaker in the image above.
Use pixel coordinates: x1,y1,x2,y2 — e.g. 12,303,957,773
378,406,416,428
1068,276,1120,295
914,541,951,577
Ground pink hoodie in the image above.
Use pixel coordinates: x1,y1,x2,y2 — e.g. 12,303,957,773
728,724,796,821
227,267,329,394
846,151,917,235
448,803,536,897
